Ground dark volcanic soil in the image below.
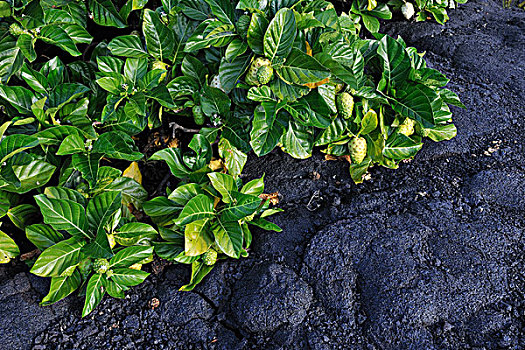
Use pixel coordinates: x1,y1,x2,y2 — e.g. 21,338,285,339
1,0,524,349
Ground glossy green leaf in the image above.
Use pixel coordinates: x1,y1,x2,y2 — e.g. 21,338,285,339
109,245,154,268
247,13,269,55
264,8,296,62
108,35,148,58
208,172,236,203
82,273,105,317
143,9,174,61
277,48,330,85
175,194,215,226
41,269,81,305
0,230,19,263
34,195,90,240
26,224,65,251
110,268,149,287
185,219,213,256
30,237,84,277
89,0,126,28
212,219,243,258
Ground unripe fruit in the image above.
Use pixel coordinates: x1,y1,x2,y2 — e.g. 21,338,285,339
349,137,367,164
93,258,110,274
203,249,218,266
245,57,271,86
193,105,205,125
9,23,24,36
257,65,274,85
398,118,416,136
337,92,354,119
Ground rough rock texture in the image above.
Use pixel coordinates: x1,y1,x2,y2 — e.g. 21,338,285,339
1,0,524,349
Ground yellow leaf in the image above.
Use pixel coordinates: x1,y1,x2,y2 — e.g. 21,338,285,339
209,159,224,171
123,161,142,184
305,40,312,56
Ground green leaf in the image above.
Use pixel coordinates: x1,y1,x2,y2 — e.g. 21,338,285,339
377,35,411,87
383,134,423,160
0,85,35,114
89,0,126,28
86,191,122,236
422,123,457,142
250,217,282,232
201,86,231,117
0,229,19,263
0,160,56,194
0,35,24,83
175,194,215,226
82,273,105,317
225,38,248,61
7,204,38,230
277,48,330,85
247,13,269,55
108,35,148,58
20,63,47,93
360,109,378,135
30,237,84,277
34,195,90,240
181,55,207,85
179,261,214,291
114,223,157,246
39,25,82,56
168,183,204,206
110,268,149,287
219,53,252,93
0,134,39,164
212,219,243,258
92,131,143,161
361,14,379,33
72,153,101,188
150,147,190,178
81,229,115,260
218,138,247,178
250,102,286,156
219,191,260,222
57,134,85,155
109,245,154,268
143,196,181,221
48,83,90,110
17,34,37,62
240,175,264,196
0,2,10,18
204,0,235,26
41,269,81,305
269,77,309,102
26,224,65,251
281,120,314,159
208,172,236,203
264,8,296,62
247,85,275,102
389,82,437,128
143,9,174,61
45,187,87,207
185,219,213,256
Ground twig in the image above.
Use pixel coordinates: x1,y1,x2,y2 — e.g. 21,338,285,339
168,122,200,138
152,172,172,197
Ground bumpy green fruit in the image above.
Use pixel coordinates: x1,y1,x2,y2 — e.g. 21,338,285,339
9,23,24,36
398,118,416,136
349,137,367,164
93,258,110,274
203,249,218,266
245,57,271,85
257,65,274,85
337,92,354,119
193,105,205,126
